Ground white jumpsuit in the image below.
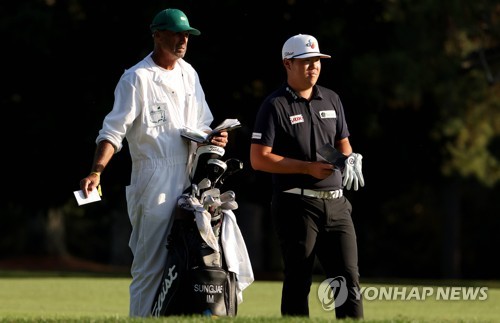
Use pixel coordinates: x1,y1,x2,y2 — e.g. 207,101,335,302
96,54,214,317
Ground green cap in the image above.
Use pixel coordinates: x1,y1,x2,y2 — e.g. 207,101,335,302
150,8,201,35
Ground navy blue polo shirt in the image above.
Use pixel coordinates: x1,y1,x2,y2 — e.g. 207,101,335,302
251,82,350,192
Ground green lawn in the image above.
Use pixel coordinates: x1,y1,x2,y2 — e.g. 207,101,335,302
0,273,499,322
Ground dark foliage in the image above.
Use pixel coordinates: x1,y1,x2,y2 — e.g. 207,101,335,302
1,0,499,280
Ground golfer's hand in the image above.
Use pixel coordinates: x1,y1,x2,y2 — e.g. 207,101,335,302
342,153,365,191
307,161,335,179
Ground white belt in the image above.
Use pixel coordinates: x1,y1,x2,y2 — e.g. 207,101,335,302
284,188,343,199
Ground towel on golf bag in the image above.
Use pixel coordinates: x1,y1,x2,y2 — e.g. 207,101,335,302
178,194,254,296
150,195,253,317
178,194,220,252
220,208,254,304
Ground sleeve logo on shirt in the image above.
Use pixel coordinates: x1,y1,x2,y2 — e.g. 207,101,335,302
252,132,262,139
289,114,304,125
319,110,337,119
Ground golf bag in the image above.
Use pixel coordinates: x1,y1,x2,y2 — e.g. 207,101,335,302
151,144,245,317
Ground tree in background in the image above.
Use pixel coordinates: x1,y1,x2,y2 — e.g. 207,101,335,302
346,0,500,278
1,0,499,279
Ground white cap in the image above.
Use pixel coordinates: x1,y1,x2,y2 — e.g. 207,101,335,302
282,34,331,60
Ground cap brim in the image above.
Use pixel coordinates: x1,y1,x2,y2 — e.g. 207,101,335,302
291,52,331,59
183,28,201,36
151,25,201,36
168,26,201,35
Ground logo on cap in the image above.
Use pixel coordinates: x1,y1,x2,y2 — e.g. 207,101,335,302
307,39,316,49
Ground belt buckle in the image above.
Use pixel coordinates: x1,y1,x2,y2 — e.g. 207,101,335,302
285,188,341,199
323,190,341,199
311,190,330,199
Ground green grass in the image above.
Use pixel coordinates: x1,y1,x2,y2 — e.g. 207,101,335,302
0,272,499,322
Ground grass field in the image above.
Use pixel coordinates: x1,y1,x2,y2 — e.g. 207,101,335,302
0,271,499,322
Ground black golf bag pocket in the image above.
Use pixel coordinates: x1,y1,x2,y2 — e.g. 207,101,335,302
190,266,237,316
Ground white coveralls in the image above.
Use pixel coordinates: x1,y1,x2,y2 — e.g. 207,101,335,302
96,54,214,317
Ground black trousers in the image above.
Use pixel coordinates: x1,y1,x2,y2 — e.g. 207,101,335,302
271,192,364,319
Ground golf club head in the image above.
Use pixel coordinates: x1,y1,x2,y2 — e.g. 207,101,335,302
191,183,198,197
219,190,236,203
204,196,222,209
190,145,225,185
216,158,244,188
221,200,238,210
196,178,212,198
202,195,216,208
206,159,227,188
201,188,220,204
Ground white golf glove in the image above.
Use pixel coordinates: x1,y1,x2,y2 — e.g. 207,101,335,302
342,153,365,191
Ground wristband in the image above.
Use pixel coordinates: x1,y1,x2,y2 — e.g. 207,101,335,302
90,171,101,177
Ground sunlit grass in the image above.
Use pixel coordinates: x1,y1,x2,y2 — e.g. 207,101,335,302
0,273,499,322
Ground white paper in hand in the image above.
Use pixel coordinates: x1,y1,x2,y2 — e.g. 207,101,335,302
74,188,101,206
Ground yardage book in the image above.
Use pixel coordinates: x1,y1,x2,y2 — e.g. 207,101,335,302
317,143,348,168
181,118,241,143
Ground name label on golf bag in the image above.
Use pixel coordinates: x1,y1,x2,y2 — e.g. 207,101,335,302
191,267,237,316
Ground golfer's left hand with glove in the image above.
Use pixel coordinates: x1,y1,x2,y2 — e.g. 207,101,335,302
342,153,365,191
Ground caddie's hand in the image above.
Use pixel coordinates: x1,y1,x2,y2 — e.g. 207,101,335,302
342,153,365,191
210,131,228,148
80,172,101,198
